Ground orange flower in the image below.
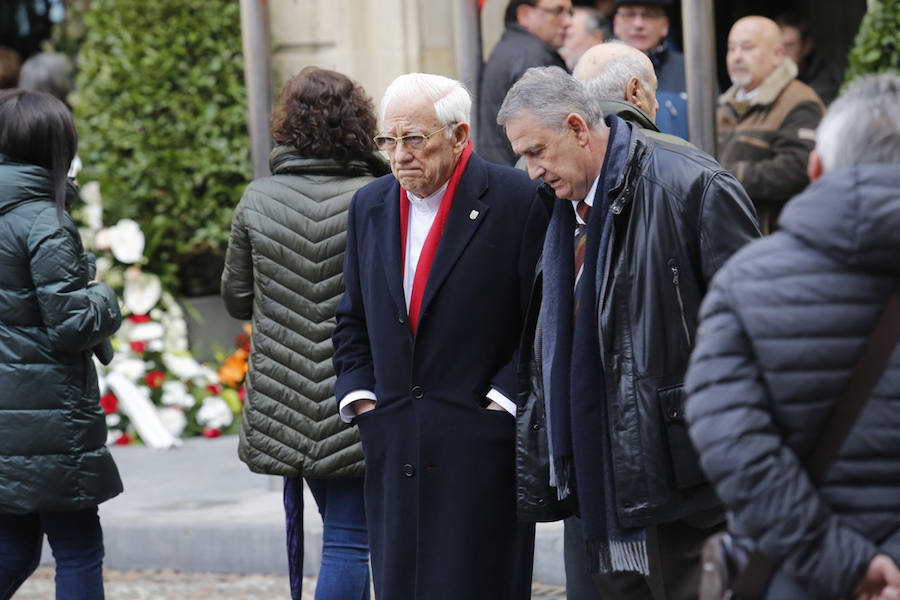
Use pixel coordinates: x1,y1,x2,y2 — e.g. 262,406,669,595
218,353,248,388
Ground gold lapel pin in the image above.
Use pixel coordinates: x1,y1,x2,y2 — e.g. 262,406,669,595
469,210,479,221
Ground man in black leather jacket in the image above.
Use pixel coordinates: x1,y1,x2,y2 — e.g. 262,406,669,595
498,66,760,600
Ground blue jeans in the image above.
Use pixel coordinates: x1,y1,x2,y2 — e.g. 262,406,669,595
0,507,105,600
306,478,371,600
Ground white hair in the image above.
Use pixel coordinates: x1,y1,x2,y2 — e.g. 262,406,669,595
816,74,900,172
380,73,471,138
581,42,655,100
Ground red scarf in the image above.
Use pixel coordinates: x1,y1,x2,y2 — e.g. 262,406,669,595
399,140,473,335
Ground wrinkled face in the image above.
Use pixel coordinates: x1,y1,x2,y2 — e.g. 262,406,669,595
520,0,574,48
727,19,783,92
506,110,594,202
613,3,669,53
381,96,464,198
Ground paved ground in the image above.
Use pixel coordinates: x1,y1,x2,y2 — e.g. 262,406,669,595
14,568,566,599
23,435,566,598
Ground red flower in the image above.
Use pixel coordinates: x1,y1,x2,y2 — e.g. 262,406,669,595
129,340,147,354
145,370,166,389
206,384,222,396
238,387,245,404
128,314,152,324
203,427,222,438
100,393,118,414
234,332,251,352
115,433,132,445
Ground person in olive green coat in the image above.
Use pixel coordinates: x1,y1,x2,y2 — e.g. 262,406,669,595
221,67,389,600
0,90,122,599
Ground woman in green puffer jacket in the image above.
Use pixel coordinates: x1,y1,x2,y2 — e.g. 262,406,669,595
0,90,123,599
221,67,389,600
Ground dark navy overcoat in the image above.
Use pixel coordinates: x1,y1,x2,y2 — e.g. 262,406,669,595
333,153,548,600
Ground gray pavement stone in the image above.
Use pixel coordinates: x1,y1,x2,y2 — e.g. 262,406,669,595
37,435,564,586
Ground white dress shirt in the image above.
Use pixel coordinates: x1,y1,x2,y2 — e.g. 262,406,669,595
338,183,516,422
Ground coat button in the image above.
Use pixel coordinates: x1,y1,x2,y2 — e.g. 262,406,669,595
403,463,415,477
667,407,679,419
533,423,541,431
397,310,406,324
411,385,424,399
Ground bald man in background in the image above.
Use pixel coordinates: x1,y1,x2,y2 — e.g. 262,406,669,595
717,15,824,234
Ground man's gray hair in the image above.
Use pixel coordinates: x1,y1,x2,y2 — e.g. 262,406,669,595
18,53,73,103
582,41,655,100
816,74,900,171
380,72,471,136
497,66,604,131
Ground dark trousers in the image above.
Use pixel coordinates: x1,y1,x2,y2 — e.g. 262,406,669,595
567,510,724,600
0,507,105,600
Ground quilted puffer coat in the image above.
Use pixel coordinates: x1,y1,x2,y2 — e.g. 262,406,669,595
685,164,900,598
221,146,388,478
0,155,123,513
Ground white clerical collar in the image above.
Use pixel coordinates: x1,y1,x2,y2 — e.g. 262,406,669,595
569,174,602,224
736,86,759,102
407,181,449,212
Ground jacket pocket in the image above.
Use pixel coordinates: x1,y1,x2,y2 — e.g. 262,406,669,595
658,384,705,489
667,258,692,348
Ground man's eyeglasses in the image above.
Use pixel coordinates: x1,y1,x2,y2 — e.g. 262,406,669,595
373,126,447,152
616,8,666,21
534,5,574,17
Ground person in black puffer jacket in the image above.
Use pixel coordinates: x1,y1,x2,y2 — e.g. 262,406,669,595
221,67,389,600
685,74,900,599
0,90,123,599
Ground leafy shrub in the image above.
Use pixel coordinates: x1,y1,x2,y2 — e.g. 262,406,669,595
75,1,251,294
845,0,900,82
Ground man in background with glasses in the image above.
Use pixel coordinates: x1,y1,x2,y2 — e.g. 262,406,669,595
476,0,572,166
333,72,549,600
612,0,688,139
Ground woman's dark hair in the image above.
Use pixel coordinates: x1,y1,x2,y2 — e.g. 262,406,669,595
0,89,77,218
270,66,378,162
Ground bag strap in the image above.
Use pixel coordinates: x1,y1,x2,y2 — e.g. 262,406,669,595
805,288,900,482
733,287,900,599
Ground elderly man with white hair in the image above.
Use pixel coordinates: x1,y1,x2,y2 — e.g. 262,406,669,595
687,73,900,599
332,72,548,600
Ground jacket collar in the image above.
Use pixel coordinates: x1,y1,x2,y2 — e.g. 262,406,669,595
779,164,900,276
268,145,389,178
367,152,491,335
0,155,56,216
596,99,659,132
719,59,798,113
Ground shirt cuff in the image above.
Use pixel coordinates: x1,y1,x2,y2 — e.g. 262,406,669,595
487,387,516,417
339,389,377,423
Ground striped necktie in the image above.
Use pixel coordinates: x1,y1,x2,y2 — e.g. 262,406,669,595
574,199,591,280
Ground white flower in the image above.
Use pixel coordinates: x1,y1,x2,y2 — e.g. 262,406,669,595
95,227,112,251
196,396,233,429
123,269,162,315
147,339,164,352
128,321,165,342
95,256,113,280
158,407,187,437
106,413,122,428
160,380,196,408
106,429,122,445
109,219,145,264
112,358,147,381
162,353,202,380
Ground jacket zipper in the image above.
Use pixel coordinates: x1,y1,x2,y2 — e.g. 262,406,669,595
669,262,692,347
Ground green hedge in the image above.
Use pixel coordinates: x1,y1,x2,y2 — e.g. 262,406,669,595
845,0,900,82
75,1,251,294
